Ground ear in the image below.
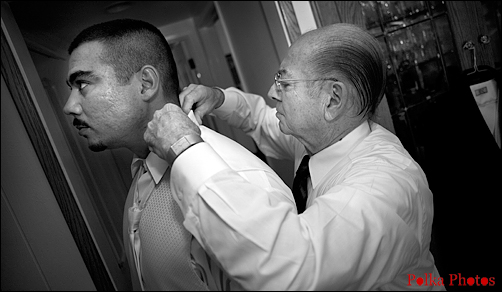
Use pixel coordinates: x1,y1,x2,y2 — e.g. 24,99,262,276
138,65,160,101
324,81,346,121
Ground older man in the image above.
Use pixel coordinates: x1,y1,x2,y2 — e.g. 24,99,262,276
145,23,442,290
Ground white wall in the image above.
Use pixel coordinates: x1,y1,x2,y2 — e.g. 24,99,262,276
215,1,294,186
216,1,282,101
160,17,215,87
158,12,262,157
198,24,235,88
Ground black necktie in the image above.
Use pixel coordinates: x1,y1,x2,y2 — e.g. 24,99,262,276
292,155,310,214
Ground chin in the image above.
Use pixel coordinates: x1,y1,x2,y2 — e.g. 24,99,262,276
278,122,292,136
89,143,107,152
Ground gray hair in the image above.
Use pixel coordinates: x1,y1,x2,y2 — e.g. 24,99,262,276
302,23,386,119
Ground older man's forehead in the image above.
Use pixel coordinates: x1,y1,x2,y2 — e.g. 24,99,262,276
277,68,287,76
277,67,297,78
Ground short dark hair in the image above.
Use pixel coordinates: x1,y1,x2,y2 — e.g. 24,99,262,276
303,23,386,119
68,18,179,98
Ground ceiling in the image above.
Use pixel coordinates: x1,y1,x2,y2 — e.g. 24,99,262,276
7,1,213,57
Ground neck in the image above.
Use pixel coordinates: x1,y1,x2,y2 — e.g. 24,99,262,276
130,143,150,159
304,118,366,155
128,123,150,158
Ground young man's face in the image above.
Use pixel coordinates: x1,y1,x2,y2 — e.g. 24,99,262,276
64,41,145,152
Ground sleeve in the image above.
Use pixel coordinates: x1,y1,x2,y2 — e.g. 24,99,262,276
212,87,301,161
171,143,423,291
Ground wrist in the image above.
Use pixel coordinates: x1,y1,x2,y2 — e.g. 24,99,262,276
212,87,225,109
166,134,204,165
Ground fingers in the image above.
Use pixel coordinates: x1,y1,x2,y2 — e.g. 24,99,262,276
163,102,182,112
144,103,201,161
194,111,203,125
180,84,198,114
179,84,221,119
156,103,183,117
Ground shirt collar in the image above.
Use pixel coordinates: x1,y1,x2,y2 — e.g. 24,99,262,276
130,109,200,184
187,110,199,125
310,121,371,188
131,152,169,185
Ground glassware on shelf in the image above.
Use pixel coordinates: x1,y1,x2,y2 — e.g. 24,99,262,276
428,1,446,16
379,1,404,23
379,1,428,32
386,18,448,108
401,1,426,17
360,1,382,36
355,1,459,163
434,15,455,56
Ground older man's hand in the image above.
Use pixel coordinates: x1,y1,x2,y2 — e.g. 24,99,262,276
144,103,201,162
180,84,225,125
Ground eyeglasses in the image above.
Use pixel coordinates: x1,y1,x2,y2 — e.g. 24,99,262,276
274,72,338,91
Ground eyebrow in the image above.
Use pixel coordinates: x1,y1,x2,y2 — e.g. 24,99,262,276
276,68,292,79
66,70,96,88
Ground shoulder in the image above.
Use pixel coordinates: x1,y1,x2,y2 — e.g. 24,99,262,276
200,125,294,202
200,125,286,179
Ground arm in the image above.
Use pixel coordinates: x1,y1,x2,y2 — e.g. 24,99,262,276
144,104,425,290
181,85,301,161
170,146,423,290
170,145,316,290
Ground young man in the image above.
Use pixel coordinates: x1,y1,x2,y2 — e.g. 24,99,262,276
64,18,293,291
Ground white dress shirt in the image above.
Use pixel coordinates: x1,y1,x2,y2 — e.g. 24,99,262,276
124,111,293,290
170,88,443,290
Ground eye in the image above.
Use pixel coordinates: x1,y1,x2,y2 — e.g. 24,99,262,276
76,81,89,92
280,81,292,89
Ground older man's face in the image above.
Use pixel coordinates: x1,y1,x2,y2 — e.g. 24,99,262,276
267,42,326,144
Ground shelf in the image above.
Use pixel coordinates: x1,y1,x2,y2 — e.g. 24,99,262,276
390,89,448,118
363,1,447,37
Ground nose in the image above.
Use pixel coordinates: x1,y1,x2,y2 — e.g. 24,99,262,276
267,84,282,102
63,90,82,116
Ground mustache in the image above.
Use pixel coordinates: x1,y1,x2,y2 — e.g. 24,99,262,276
73,119,89,128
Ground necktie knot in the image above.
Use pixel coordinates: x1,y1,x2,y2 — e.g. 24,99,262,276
292,155,310,214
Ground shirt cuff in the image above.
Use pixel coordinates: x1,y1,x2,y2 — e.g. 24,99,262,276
213,87,239,116
170,142,231,208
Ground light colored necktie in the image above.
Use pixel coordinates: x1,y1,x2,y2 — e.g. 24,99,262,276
128,161,155,291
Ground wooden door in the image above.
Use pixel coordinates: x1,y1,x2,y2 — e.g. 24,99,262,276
446,1,501,70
